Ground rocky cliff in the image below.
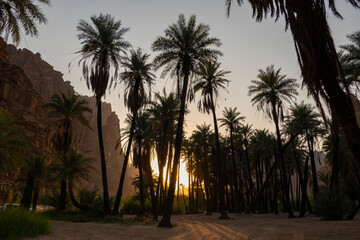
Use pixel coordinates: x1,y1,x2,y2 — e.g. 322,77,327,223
1,38,135,196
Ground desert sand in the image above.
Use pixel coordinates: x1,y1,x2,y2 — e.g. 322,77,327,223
31,213,360,240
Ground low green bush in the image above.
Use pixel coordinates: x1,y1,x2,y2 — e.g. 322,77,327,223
0,208,50,239
315,186,354,220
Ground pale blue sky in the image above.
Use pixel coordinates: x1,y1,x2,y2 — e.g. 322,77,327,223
18,0,360,136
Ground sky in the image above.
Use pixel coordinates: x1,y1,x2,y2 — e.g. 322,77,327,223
18,0,360,136
13,0,359,187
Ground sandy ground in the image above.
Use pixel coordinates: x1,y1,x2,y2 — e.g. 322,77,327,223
30,213,360,240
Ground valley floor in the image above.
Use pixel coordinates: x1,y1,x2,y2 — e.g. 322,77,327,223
30,213,360,240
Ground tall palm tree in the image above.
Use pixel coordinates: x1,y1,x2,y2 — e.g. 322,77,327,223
190,123,213,214
248,65,298,217
76,14,130,214
194,60,230,218
226,0,360,166
0,0,50,45
44,92,92,211
152,14,222,227
238,124,255,211
148,90,180,220
113,48,154,214
219,107,245,212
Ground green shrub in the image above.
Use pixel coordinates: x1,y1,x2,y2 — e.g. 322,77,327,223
315,186,354,220
0,208,50,239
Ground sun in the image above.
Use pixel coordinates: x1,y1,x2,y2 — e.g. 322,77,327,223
151,157,189,189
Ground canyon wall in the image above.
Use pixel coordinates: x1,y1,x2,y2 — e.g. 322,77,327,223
1,38,135,197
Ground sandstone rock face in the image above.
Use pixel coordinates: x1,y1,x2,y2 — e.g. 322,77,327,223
2,39,135,197
0,38,50,155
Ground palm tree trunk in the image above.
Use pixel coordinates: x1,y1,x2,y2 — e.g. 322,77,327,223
144,149,157,220
330,114,340,191
59,179,67,211
32,187,39,210
112,107,138,215
307,135,318,199
230,128,240,212
20,171,35,210
113,78,141,215
138,144,145,217
159,62,190,227
299,156,310,218
96,102,111,214
68,179,90,210
210,94,229,219
244,142,255,212
272,104,295,218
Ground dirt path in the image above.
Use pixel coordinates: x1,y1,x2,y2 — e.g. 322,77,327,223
31,213,360,240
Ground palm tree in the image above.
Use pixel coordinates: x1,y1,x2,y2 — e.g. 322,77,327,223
226,0,360,166
152,14,222,227
286,102,325,200
55,147,94,210
194,60,230,218
340,31,360,91
76,14,130,214
44,92,92,153
148,90,180,220
190,123,213,214
0,0,50,45
219,107,245,212
113,48,154,215
237,124,256,211
44,92,92,211
248,65,298,217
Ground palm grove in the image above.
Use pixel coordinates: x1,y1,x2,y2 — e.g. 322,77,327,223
0,0,360,228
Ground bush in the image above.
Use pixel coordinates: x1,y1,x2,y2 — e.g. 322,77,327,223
315,186,354,220
0,208,50,239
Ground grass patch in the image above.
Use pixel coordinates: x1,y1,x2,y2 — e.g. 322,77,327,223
0,208,50,240
42,209,157,226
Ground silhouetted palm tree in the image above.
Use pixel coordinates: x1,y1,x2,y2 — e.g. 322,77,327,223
113,48,154,214
77,14,130,214
219,107,245,212
248,65,298,217
226,0,360,166
194,60,230,218
44,92,92,210
152,14,222,227
148,90,180,220
0,0,50,45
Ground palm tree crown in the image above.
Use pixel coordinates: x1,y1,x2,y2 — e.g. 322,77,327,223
43,92,92,153
77,13,131,104
194,61,230,113
152,14,222,85
219,107,245,132
248,65,298,121
0,0,50,45
120,48,155,113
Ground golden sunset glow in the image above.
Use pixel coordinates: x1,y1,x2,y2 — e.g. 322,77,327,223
151,157,189,189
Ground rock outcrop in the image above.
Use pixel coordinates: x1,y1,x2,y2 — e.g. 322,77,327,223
0,39,50,155
1,39,135,196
